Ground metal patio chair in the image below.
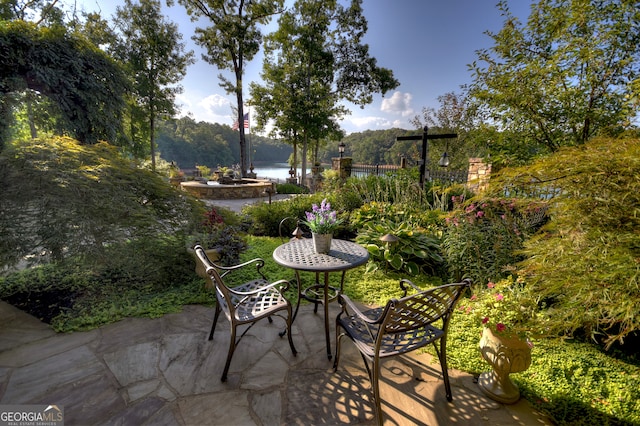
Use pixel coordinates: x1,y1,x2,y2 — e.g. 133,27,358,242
194,245,297,381
333,278,471,425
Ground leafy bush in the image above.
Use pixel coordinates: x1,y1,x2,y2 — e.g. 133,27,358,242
243,193,355,238
275,182,310,194
356,219,444,276
495,137,640,348
441,196,548,284
0,136,202,269
351,201,444,232
244,195,314,237
0,235,209,331
186,206,247,266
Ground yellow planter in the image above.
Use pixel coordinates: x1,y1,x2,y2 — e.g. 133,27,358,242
478,327,532,404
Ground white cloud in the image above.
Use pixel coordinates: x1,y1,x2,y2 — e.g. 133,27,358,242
174,94,192,115
174,92,235,124
349,116,393,128
198,94,232,118
380,91,414,117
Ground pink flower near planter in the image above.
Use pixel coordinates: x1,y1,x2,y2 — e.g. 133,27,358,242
487,282,495,289
496,323,506,332
495,293,504,301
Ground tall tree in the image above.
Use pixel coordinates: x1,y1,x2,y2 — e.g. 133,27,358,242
250,0,398,183
170,0,284,177
113,0,194,168
469,0,640,153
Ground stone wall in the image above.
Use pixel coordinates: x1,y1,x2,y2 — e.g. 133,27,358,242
179,179,275,199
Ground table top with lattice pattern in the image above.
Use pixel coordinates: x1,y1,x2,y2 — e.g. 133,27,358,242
273,238,369,272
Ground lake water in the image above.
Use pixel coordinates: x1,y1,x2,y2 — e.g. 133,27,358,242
251,163,310,182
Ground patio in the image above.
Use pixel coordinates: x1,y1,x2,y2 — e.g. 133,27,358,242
0,299,550,425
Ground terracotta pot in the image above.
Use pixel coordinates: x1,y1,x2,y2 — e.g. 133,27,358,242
311,233,332,254
478,327,532,404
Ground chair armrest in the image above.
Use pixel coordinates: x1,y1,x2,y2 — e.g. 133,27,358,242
399,278,422,296
226,279,291,297
338,294,384,324
217,258,266,280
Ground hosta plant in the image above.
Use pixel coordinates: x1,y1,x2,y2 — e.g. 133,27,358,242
356,220,443,276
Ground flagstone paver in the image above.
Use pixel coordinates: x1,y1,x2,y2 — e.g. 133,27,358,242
0,300,551,425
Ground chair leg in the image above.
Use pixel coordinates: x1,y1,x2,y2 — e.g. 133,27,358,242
209,303,221,341
436,339,453,402
221,324,237,382
286,309,297,356
372,356,383,426
333,331,343,370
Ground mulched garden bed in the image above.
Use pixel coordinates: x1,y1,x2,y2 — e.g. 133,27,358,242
3,290,77,324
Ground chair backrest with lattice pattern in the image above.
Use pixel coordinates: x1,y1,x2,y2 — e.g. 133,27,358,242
380,281,470,335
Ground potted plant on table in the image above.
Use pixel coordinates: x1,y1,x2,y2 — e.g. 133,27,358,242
303,199,342,254
459,276,539,404
187,207,247,279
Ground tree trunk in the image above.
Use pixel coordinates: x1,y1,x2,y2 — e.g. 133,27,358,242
237,75,247,178
27,97,37,139
301,130,308,185
150,110,156,171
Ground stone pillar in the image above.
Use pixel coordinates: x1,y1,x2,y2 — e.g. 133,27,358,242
467,158,492,193
332,157,352,179
286,167,298,184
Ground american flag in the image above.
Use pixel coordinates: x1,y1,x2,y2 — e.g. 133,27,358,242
232,113,249,130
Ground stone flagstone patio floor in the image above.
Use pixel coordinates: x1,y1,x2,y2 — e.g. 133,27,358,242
0,299,551,425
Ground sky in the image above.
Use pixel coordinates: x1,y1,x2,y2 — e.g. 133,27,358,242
68,0,535,135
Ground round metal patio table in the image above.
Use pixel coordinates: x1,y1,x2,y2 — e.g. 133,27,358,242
273,238,369,359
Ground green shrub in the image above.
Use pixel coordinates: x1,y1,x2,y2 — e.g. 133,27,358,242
244,195,313,237
442,196,548,284
243,193,356,238
0,136,202,269
497,137,640,348
351,201,444,232
356,219,444,276
0,234,207,331
276,182,310,194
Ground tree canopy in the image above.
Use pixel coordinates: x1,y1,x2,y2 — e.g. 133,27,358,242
171,0,284,177
469,0,640,153
0,20,129,148
249,0,398,182
112,0,194,168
